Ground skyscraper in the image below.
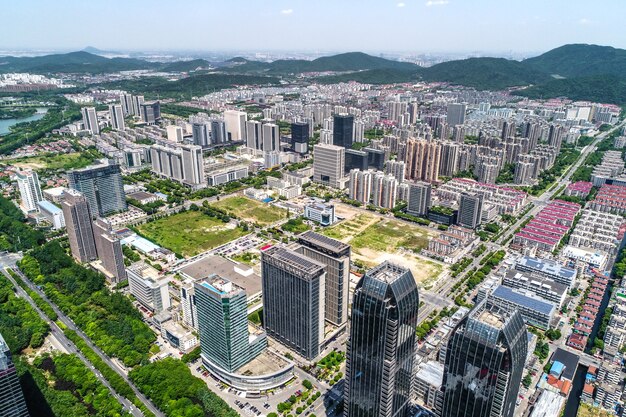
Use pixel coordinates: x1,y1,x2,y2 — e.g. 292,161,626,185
14,170,43,213
192,122,210,147
224,110,247,141
211,120,228,144
295,231,351,326
120,93,133,116
344,262,419,417
262,123,280,152
127,262,171,313
458,193,483,229
349,169,373,204
109,104,125,131
67,159,127,217
93,218,126,283
313,144,345,189
261,246,326,360
62,189,98,263
333,114,354,148
291,121,310,154
407,181,432,216
446,103,467,127
167,125,184,142
246,120,263,151
81,106,99,134
195,275,266,373
441,300,527,417
133,95,145,117
140,101,161,124
0,332,29,417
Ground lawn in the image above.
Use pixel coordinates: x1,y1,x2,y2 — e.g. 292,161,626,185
136,210,247,257
5,151,102,171
211,196,286,225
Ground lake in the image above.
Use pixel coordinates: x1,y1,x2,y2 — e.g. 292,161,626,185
0,108,48,136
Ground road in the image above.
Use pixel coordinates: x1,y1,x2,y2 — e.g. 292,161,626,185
1,267,143,416
8,265,165,417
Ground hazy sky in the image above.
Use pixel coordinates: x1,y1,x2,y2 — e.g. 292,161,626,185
3,0,625,54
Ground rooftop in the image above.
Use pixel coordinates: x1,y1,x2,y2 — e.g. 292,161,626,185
262,246,325,277
491,285,556,316
367,261,410,284
517,256,576,281
180,255,261,296
37,200,62,214
297,230,349,255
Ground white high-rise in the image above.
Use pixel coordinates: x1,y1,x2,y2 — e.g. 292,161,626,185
262,123,280,152
15,170,43,212
81,106,99,134
224,110,247,141
109,104,125,131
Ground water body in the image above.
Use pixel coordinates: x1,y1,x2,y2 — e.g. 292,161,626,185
0,108,48,136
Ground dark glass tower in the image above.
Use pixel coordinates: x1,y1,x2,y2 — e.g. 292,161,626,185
333,114,354,149
291,122,310,154
67,160,127,217
0,333,29,417
344,262,419,417
441,300,527,417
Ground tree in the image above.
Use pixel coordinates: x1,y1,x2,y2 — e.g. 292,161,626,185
302,379,313,390
522,374,533,388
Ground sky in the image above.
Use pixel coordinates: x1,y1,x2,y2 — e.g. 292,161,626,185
2,0,626,55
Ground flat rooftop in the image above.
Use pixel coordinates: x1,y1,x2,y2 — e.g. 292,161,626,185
180,255,262,296
551,347,580,381
200,275,244,297
236,349,290,376
297,230,349,255
517,256,576,281
478,309,505,329
491,285,555,316
415,360,444,388
262,246,325,277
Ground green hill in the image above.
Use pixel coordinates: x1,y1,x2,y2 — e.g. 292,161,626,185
161,59,212,72
224,52,418,75
513,74,626,104
522,44,626,78
0,51,158,73
419,57,551,90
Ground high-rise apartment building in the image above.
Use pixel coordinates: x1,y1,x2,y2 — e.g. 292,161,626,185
349,169,373,204
224,110,247,141
0,332,29,417
120,93,134,116
407,181,432,216
62,189,97,263
67,159,127,217
133,95,145,117
313,143,346,189
385,160,406,183
441,300,527,417
458,193,483,229
446,103,467,127
150,142,204,187
195,275,266,373
14,170,43,213
295,231,351,326
261,246,326,360
291,122,310,154
344,262,419,417
140,101,161,124
371,172,398,209
405,138,441,182
81,106,99,134
93,218,126,283
333,114,354,148
109,104,125,131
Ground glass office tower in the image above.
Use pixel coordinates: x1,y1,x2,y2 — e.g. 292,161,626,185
344,262,419,417
441,300,527,417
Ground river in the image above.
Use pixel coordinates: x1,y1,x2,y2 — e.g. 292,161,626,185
0,108,48,136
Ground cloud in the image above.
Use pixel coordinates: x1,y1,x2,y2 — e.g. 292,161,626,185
425,0,449,6
578,17,591,25
280,9,293,15
397,2,406,7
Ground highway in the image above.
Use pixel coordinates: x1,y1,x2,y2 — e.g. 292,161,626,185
7,264,165,417
1,266,143,416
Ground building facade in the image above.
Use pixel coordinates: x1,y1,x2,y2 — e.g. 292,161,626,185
67,160,127,217
62,189,98,263
261,246,326,360
0,333,29,417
